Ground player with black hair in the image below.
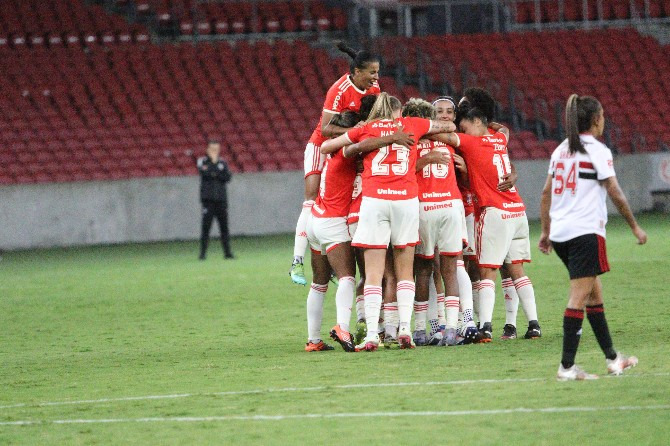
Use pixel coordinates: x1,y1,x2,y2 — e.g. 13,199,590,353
539,94,646,380
290,42,381,287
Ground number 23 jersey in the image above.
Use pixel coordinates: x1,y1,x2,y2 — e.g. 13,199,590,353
547,134,615,242
345,117,432,200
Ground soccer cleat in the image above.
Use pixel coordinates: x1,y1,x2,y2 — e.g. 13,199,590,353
459,324,480,345
330,325,355,352
397,326,415,349
383,334,400,349
427,329,443,346
557,364,599,381
606,353,638,375
289,262,307,286
354,320,367,345
355,334,380,352
478,322,492,343
439,327,459,346
501,324,517,340
413,330,428,346
524,320,542,339
304,340,335,352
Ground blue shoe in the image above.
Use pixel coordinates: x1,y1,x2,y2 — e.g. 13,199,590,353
289,262,307,286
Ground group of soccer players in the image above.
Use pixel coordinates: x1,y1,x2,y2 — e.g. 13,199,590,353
291,43,541,353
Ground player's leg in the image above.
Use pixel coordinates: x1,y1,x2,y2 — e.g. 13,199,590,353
393,245,417,349
456,256,478,343
382,248,397,346
413,256,433,346
199,200,215,260
439,254,460,345
499,264,518,339
305,250,333,352
326,241,357,352
359,247,386,351
291,143,323,285
353,246,367,344
428,256,447,341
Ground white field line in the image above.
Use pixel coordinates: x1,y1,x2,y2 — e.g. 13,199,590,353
2,405,670,426
1,372,668,412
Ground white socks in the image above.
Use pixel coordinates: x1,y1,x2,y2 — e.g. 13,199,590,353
307,282,327,342
478,279,495,326
364,285,383,336
355,295,365,322
294,200,314,258
335,276,356,332
457,261,474,325
472,280,481,323
514,276,538,322
445,296,459,329
414,301,428,331
396,281,415,331
502,277,519,326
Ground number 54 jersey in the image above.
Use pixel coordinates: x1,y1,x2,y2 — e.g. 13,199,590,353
457,132,525,213
345,117,432,200
547,134,616,242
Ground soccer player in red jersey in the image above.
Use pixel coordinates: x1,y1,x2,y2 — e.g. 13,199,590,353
436,103,541,343
290,43,381,287
321,93,456,351
540,95,646,380
305,111,413,352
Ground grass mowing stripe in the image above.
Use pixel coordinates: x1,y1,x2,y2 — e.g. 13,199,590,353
1,372,667,411
2,404,670,426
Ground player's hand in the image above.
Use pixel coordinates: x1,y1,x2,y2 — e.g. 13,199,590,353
497,171,518,191
633,225,647,245
426,150,450,165
452,153,467,174
538,233,552,254
392,125,415,149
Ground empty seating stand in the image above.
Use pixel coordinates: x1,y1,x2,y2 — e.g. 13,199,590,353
512,0,670,24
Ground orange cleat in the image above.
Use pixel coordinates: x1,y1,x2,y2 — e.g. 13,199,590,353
330,325,355,352
304,340,335,352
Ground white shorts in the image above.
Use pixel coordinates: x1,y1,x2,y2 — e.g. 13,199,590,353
352,196,420,249
415,199,464,258
348,221,358,238
304,142,325,178
306,214,351,255
475,207,531,268
463,213,476,259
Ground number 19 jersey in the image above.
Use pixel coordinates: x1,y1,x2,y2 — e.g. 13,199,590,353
345,117,432,200
547,135,615,242
457,132,525,213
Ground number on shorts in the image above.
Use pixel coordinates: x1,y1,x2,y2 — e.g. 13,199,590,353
372,144,409,176
553,161,577,195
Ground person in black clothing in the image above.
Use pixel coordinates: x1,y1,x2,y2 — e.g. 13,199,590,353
195,141,234,260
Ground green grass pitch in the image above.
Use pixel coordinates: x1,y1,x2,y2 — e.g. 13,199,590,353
1,214,669,445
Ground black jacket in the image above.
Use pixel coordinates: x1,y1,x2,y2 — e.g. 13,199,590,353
197,156,232,203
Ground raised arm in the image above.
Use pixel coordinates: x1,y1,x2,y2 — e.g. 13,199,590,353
489,121,510,141
603,176,647,244
538,174,553,254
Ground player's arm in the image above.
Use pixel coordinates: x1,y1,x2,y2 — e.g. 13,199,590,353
538,174,553,254
425,120,457,136
428,132,460,148
498,162,518,192
603,176,647,244
488,122,510,141
343,128,416,158
320,133,353,154
320,111,349,138
416,150,451,171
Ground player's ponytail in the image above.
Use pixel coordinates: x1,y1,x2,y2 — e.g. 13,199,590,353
336,41,379,74
566,94,602,154
366,92,401,122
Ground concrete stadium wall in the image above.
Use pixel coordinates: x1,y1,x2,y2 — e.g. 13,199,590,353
1,153,669,250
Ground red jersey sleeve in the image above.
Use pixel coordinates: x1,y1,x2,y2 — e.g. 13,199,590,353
455,133,478,153
402,117,432,140
345,126,366,144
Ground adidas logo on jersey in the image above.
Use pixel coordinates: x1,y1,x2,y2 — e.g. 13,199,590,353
349,101,356,107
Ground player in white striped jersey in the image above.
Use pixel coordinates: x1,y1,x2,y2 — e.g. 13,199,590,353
539,94,646,380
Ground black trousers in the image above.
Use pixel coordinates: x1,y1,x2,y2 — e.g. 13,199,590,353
200,200,232,257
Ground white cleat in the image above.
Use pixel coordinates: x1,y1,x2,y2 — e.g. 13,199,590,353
397,326,415,349
606,353,638,376
354,334,380,352
557,364,599,381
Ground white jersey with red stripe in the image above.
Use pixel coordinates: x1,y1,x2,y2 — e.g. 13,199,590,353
416,140,462,203
313,149,358,219
345,117,432,200
547,135,615,242
308,74,380,147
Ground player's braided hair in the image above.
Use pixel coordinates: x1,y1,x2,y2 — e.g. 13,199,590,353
336,42,379,74
402,98,435,119
566,94,602,155
366,92,401,122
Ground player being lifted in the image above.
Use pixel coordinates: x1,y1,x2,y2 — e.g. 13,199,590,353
435,91,541,342
290,43,381,286
321,93,456,351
